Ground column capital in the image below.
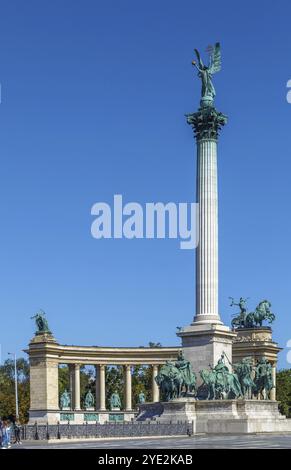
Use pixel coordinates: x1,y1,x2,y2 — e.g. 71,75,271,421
186,105,227,141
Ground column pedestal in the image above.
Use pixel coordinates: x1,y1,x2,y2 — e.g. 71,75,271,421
177,324,236,387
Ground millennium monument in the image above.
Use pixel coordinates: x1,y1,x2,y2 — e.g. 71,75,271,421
25,44,291,434
177,43,236,378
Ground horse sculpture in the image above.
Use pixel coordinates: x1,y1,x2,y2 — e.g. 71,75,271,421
231,299,275,329
155,353,197,402
155,363,184,401
234,358,255,399
253,357,274,400
200,354,242,400
245,300,275,327
199,369,217,400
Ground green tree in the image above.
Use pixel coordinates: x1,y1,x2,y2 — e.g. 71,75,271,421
276,369,291,417
0,358,30,423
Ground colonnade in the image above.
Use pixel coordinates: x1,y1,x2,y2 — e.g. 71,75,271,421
66,363,160,411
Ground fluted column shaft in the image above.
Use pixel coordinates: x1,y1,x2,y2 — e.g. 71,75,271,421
99,365,106,411
270,363,276,400
152,365,160,402
73,364,81,410
124,365,132,411
95,365,100,410
69,364,75,410
194,138,221,324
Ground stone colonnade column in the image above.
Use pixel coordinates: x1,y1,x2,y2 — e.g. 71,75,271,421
270,362,277,400
195,138,219,322
124,365,132,411
69,364,75,409
152,365,160,402
99,365,106,411
95,365,100,410
73,364,81,410
66,362,163,412
186,103,227,325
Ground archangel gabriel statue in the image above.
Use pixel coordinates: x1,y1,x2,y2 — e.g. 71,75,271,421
192,42,221,106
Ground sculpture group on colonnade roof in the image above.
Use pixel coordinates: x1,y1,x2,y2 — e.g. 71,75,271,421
230,297,275,329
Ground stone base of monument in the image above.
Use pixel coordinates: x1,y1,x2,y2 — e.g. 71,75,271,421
28,409,137,424
177,323,237,388
136,399,291,433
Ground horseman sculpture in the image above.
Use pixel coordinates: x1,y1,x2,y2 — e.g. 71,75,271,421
200,353,242,400
234,357,255,399
155,351,196,401
253,357,274,400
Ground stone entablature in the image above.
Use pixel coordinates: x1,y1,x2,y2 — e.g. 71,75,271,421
26,337,179,365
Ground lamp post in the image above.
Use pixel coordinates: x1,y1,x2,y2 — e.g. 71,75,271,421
8,352,19,419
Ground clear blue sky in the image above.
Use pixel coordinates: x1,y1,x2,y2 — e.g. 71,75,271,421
0,0,291,369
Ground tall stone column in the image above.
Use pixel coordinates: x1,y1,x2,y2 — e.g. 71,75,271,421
270,363,276,401
124,365,132,411
152,365,160,402
187,104,227,325
177,103,237,381
99,365,106,411
73,364,81,410
195,137,220,324
95,365,100,410
69,364,75,409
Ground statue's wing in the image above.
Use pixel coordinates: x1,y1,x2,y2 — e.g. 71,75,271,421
209,42,221,74
194,48,204,68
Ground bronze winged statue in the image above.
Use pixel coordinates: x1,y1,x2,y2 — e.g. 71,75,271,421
192,42,221,103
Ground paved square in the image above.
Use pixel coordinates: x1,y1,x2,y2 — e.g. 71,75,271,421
13,434,291,449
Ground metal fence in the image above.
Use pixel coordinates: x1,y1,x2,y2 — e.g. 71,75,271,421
20,421,194,440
